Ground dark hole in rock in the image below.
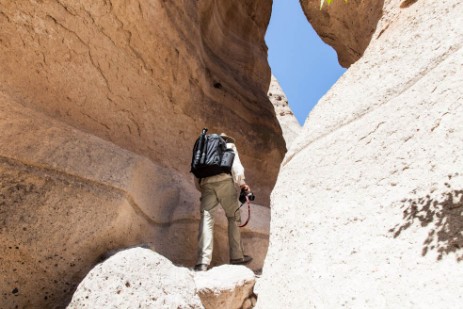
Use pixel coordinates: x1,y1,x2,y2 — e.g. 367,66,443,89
400,0,418,9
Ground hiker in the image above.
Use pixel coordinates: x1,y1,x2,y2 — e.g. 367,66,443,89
193,132,252,271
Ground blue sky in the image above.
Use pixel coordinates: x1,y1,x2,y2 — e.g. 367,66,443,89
265,0,346,125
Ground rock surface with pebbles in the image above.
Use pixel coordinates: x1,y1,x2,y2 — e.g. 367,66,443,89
67,247,257,309
67,247,203,308
268,75,301,148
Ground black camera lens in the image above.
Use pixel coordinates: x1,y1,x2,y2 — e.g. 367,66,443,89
248,193,255,201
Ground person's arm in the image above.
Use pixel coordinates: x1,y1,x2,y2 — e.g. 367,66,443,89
229,143,251,192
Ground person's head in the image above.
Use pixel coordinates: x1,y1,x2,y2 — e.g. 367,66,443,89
220,132,235,144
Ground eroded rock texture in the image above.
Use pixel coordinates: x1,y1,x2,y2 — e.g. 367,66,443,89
0,1,284,308
257,0,463,307
67,247,203,308
268,75,301,148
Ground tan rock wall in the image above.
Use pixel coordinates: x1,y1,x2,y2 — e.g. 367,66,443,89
0,89,270,307
0,91,180,307
257,0,463,307
0,0,284,204
0,1,283,307
300,0,385,67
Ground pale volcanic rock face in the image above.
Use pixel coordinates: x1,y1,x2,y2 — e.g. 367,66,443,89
67,248,204,309
257,0,463,308
267,75,301,149
67,247,257,309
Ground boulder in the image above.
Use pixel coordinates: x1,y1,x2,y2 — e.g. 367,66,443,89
194,265,256,309
300,0,385,67
0,89,268,308
67,247,203,308
257,0,463,307
0,91,196,308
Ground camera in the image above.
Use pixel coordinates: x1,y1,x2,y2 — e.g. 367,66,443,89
239,188,255,204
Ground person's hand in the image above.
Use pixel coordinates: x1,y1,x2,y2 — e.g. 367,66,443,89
240,183,250,193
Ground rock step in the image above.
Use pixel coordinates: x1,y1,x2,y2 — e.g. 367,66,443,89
67,247,257,309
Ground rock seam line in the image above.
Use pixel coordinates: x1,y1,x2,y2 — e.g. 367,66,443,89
0,153,190,227
0,153,270,236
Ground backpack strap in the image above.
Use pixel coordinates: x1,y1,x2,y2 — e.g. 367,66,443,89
238,195,251,228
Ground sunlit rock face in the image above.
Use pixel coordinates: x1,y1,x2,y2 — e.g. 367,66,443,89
300,0,385,67
268,75,301,148
0,91,198,308
67,247,256,309
67,248,203,308
0,0,283,204
0,1,284,308
257,1,463,307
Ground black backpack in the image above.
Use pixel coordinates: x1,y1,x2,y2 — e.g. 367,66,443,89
191,128,235,178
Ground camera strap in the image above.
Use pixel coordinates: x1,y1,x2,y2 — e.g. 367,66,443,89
238,195,251,228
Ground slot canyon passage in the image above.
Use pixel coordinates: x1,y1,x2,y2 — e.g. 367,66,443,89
1,0,463,308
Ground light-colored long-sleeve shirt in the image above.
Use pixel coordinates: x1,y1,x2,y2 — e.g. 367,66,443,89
194,142,246,191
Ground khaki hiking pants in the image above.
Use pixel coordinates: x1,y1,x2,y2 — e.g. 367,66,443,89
196,178,244,266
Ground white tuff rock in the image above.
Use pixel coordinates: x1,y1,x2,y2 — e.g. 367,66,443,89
67,248,203,308
194,265,256,309
257,0,463,307
268,75,302,149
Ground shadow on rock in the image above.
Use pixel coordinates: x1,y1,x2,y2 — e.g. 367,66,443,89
390,186,463,261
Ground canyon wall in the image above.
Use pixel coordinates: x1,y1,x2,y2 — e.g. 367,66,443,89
0,0,284,204
268,75,301,148
257,0,463,307
0,1,284,307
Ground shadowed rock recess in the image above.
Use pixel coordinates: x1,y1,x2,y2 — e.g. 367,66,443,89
0,1,284,308
257,0,463,308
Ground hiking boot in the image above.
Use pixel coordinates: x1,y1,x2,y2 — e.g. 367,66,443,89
194,264,208,271
230,255,253,265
